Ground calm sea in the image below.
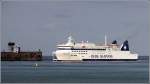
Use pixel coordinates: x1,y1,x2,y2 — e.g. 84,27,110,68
1,56,149,83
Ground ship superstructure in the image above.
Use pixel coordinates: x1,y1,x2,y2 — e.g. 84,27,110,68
52,36,138,61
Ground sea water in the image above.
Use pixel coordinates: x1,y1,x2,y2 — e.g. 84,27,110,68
1,56,149,83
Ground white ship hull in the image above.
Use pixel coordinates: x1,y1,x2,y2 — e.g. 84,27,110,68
53,50,138,61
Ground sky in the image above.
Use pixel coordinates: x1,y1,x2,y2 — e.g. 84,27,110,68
1,0,149,56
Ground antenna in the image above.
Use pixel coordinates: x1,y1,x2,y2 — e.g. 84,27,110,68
67,33,75,44
105,35,107,46
68,36,73,43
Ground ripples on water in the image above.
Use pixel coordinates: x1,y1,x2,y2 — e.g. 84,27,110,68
1,56,149,83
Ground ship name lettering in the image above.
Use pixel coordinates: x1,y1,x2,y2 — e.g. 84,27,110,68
91,55,112,58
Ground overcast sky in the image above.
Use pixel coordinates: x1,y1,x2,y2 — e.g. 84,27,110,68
1,0,149,56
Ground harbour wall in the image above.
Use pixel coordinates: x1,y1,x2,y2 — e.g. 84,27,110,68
1,52,42,61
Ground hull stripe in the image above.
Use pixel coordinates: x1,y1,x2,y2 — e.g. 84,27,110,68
53,59,137,61
82,59,137,61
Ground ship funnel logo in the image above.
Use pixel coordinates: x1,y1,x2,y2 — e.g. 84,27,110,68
121,40,129,51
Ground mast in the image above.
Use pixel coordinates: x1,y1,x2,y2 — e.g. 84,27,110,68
66,35,75,45
105,35,107,46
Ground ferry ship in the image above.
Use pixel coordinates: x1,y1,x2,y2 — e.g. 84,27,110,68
52,36,138,61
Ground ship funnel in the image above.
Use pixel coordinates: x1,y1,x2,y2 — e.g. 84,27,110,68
120,40,129,51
